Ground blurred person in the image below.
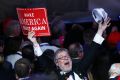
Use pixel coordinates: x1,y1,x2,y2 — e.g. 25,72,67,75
5,37,22,69
107,26,120,48
68,42,84,62
3,18,21,37
29,73,52,80
64,24,84,49
5,38,33,69
109,63,120,80
109,41,120,64
0,54,16,80
14,58,32,80
22,44,35,63
51,16,66,47
0,38,16,80
38,36,59,53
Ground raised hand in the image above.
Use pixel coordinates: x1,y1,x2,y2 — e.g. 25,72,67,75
97,17,111,36
27,31,37,44
27,31,43,56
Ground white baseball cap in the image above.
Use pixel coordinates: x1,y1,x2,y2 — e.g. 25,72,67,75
92,8,108,23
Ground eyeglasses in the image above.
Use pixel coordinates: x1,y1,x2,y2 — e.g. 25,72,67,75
56,56,70,61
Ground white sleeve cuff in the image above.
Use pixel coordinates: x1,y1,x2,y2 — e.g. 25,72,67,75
93,33,104,45
33,43,43,57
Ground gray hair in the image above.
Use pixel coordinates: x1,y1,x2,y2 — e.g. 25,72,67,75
54,48,69,63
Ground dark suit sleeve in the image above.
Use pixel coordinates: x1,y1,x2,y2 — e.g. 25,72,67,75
77,41,101,72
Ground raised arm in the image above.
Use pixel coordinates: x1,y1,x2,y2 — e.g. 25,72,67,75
27,31,43,57
93,17,111,44
79,17,111,71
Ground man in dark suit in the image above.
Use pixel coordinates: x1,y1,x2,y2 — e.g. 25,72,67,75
28,17,111,80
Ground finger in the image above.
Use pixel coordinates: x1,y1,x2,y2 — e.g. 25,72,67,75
106,17,111,24
107,23,111,27
31,33,34,37
104,17,109,23
107,18,111,23
32,31,35,36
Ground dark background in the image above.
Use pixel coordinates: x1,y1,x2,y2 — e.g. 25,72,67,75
0,0,120,23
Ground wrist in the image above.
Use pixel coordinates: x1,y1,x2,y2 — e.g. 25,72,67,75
97,30,103,36
33,41,38,45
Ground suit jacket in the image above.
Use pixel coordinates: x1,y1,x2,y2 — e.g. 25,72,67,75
57,41,101,80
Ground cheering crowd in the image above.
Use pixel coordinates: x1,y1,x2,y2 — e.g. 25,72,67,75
0,16,120,80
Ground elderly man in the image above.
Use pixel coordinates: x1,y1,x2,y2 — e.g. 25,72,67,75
28,17,111,80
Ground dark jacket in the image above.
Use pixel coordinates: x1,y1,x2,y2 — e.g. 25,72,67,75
57,41,101,80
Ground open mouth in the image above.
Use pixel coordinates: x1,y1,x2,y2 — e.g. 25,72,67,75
64,62,69,65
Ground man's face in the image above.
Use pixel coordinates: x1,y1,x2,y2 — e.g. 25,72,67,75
55,51,72,72
68,43,84,60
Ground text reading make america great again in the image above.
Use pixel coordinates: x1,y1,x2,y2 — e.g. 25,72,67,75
17,8,51,36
